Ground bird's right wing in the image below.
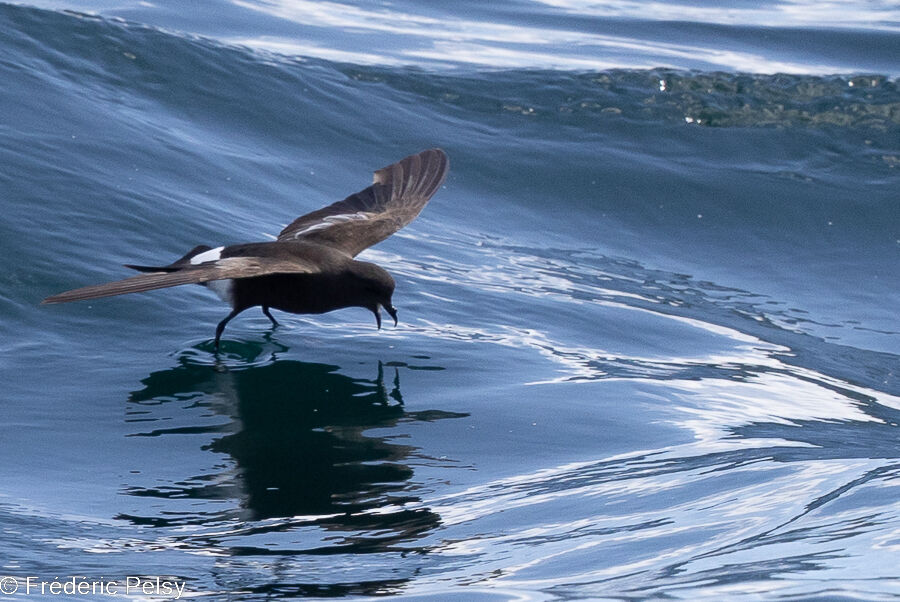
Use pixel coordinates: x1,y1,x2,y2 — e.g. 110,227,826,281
42,256,319,304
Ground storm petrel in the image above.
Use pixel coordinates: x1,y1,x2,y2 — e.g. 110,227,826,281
42,149,449,348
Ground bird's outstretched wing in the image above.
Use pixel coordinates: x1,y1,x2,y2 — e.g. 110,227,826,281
277,148,449,256
42,256,319,305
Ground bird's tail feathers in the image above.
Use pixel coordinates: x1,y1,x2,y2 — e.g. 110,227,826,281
124,244,216,272
124,264,179,273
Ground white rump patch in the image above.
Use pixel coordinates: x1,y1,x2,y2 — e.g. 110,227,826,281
190,246,232,305
292,212,371,237
190,246,224,265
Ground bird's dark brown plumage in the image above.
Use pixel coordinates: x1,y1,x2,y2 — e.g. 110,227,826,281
42,149,449,348
278,147,448,255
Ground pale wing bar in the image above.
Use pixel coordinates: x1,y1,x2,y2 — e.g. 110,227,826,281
277,149,449,256
42,257,318,305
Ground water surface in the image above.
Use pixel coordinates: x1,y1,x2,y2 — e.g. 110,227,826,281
1,1,899,599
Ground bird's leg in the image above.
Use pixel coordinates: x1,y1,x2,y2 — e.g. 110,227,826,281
214,308,244,350
262,306,279,328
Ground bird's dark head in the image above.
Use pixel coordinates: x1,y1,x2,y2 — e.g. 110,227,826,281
350,261,398,329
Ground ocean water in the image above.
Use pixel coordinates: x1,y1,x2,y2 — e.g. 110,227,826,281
1,1,899,599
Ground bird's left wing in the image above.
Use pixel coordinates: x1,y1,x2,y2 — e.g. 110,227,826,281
277,148,449,257
42,256,319,304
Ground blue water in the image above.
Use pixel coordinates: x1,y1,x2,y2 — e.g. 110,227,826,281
1,1,899,599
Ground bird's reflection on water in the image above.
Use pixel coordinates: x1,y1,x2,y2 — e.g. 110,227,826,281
120,341,466,557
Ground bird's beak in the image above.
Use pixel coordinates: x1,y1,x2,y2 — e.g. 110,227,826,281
374,304,398,329
386,305,398,327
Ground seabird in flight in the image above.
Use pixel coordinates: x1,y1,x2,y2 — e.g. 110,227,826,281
42,149,449,349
